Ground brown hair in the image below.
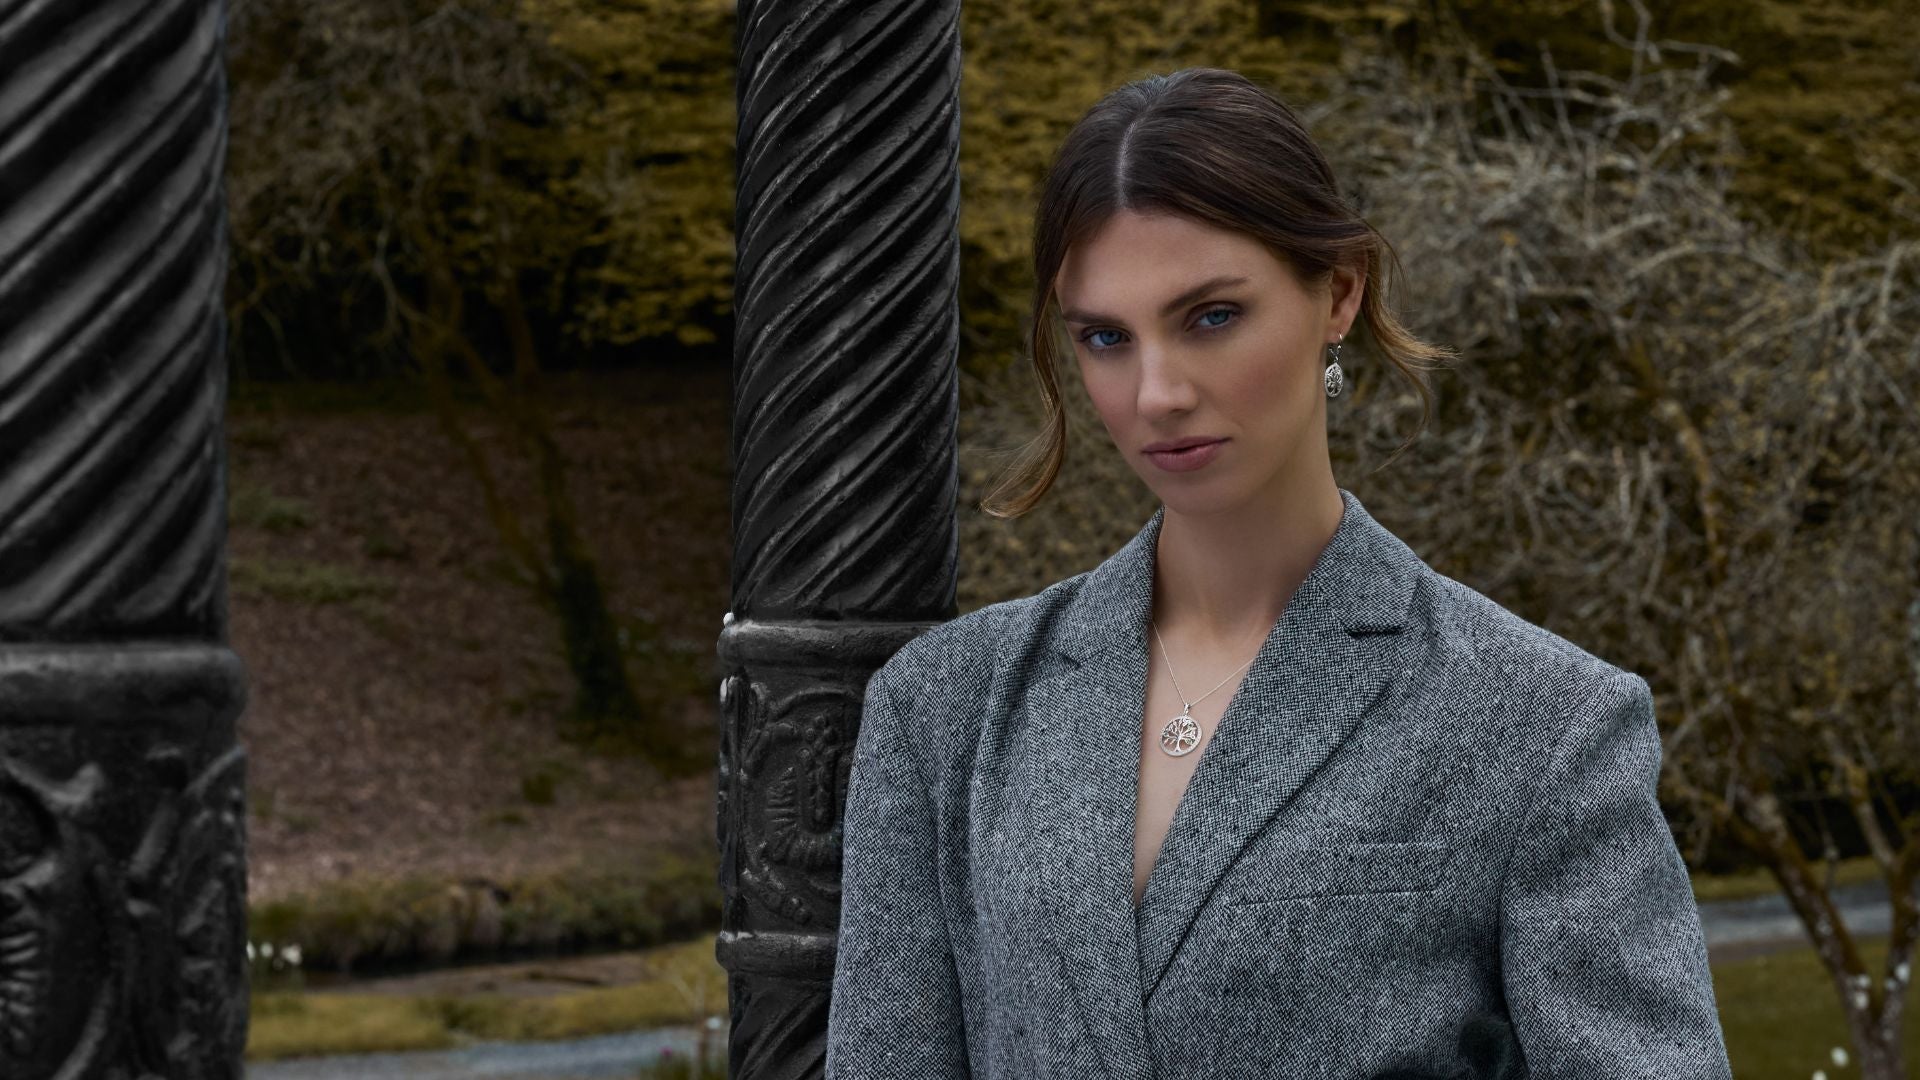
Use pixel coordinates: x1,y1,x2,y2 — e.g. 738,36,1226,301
980,66,1454,519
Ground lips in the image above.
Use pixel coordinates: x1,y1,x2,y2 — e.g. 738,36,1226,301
1143,437,1224,453
1144,438,1226,472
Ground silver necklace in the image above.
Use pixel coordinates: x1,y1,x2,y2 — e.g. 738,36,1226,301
1149,618,1266,757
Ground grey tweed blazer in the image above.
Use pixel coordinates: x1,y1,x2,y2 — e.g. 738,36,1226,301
826,488,1732,1080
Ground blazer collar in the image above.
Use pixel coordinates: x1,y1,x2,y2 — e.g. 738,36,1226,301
1020,487,1429,1079
1056,487,1420,666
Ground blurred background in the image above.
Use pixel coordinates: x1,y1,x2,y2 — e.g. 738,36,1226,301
219,0,1920,1076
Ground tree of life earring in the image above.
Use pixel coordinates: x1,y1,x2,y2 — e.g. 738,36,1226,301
1324,334,1345,398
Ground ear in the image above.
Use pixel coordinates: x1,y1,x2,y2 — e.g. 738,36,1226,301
1328,260,1366,339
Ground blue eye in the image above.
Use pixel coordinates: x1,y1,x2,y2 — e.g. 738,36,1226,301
1079,305,1239,353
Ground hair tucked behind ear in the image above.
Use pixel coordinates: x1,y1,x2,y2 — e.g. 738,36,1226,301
979,66,1454,520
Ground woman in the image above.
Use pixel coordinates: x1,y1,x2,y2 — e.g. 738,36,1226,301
826,67,1731,1080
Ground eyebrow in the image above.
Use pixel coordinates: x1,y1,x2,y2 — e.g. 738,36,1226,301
1059,274,1250,326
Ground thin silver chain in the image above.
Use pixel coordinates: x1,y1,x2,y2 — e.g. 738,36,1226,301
1150,617,1265,713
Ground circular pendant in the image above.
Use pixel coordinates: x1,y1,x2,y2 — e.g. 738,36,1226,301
1159,712,1202,756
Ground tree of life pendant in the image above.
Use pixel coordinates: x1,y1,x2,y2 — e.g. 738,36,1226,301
1159,712,1202,756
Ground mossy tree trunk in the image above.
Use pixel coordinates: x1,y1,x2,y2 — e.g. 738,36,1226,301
406,235,697,776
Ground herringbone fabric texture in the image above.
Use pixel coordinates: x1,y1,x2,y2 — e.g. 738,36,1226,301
826,488,1732,1080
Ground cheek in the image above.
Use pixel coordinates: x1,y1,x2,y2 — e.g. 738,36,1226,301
1220,341,1302,417
1078,362,1130,428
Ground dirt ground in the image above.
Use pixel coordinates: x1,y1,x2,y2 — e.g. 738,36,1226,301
228,364,729,905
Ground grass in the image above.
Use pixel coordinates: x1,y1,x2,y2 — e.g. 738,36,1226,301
1713,935,1918,1079
417,934,725,1041
229,556,396,605
247,989,458,1060
230,481,315,533
247,928,1919,1078
630,1053,726,1080
248,848,720,975
247,934,726,1061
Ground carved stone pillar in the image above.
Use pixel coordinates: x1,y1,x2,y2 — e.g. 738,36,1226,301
0,0,250,1076
716,0,963,1075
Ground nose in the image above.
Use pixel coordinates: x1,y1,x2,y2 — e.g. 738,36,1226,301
1135,343,1198,419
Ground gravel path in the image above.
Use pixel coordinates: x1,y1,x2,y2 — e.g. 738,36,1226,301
1700,877,1889,960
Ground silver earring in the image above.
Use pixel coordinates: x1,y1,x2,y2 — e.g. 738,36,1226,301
1324,337,1344,398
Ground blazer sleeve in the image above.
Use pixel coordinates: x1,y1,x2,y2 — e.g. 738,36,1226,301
826,665,971,1079
1498,671,1733,1079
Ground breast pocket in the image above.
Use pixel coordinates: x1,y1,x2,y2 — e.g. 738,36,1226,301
1194,842,1460,1032
1222,841,1453,906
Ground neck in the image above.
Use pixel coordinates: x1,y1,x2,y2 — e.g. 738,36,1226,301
1151,470,1345,650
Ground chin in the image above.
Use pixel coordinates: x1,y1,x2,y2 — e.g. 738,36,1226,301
1150,484,1253,519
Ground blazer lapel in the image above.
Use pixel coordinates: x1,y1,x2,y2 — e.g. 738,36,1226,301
1023,488,1428,1076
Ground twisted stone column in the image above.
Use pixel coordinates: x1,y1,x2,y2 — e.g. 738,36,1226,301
717,0,963,1075
0,0,249,1076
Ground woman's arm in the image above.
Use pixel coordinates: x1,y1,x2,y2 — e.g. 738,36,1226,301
1498,671,1733,1078
826,665,971,1079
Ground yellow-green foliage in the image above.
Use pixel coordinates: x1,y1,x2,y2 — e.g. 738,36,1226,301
1389,0,1918,262
503,0,1906,363
513,0,738,349
223,0,1909,369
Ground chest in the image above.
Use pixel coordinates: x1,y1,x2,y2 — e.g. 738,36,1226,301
1132,659,1253,903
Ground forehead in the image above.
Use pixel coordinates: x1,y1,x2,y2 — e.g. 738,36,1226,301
1055,210,1277,304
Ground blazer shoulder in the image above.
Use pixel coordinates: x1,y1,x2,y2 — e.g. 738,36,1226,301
875,570,1085,696
1420,570,1654,823
868,572,1089,760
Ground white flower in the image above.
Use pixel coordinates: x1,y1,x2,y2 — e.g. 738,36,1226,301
262,942,277,958
1852,990,1868,1010
285,944,303,967
706,1015,722,1031
1897,962,1911,983
246,942,256,961
1831,1047,1848,1067
1814,1070,1827,1080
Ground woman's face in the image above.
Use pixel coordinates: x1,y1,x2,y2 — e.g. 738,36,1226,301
1054,209,1363,514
